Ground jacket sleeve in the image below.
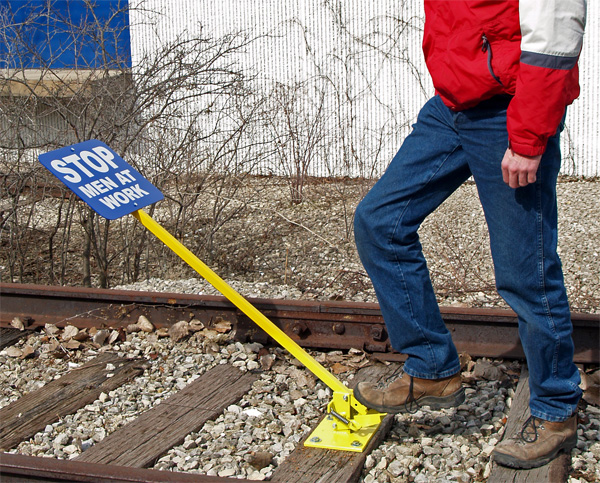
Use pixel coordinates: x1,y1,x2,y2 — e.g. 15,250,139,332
507,0,587,156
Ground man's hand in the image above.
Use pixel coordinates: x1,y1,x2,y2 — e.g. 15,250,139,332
501,148,542,188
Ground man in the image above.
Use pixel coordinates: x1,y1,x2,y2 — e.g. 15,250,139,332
353,0,587,470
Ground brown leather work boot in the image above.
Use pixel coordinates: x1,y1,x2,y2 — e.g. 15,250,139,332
492,414,578,469
353,372,464,414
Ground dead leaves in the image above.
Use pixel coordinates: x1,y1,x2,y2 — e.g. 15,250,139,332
5,345,35,359
331,362,350,374
460,356,513,385
314,347,371,374
4,314,235,364
581,368,600,407
10,317,25,330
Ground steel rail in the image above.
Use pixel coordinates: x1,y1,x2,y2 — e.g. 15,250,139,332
0,452,249,482
1,283,598,363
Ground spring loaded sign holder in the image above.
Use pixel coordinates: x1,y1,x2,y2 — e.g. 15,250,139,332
39,140,386,452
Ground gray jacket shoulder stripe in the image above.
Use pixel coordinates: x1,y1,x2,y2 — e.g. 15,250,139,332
521,51,579,70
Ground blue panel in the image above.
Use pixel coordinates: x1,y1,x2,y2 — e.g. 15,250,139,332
0,0,131,69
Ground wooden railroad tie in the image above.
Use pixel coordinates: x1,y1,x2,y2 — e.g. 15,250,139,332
0,327,34,350
0,352,146,452
75,363,257,468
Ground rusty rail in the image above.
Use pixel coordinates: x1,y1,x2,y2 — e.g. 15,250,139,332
1,283,598,363
0,452,248,482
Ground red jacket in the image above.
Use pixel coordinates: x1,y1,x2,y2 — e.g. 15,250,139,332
423,0,587,156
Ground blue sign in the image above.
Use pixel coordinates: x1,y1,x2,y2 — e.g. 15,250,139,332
39,140,163,220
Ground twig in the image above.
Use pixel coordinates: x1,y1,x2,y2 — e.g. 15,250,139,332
210,193,338,249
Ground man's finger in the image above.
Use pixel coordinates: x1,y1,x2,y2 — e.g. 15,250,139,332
518,171,527,187
502,165,510,185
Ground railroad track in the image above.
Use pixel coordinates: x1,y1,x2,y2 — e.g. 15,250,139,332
0,283,598,482
1,283,598,362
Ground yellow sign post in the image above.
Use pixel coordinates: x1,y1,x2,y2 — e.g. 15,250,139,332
132,209,386,452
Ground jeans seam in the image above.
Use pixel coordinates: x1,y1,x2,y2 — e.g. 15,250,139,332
534,171,561,380
388,143,461,375
389,204,435,371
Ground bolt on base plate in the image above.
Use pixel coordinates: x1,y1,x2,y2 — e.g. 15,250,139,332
304,414,382,452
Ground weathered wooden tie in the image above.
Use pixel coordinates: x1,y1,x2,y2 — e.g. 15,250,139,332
0,327,33,350
270,363,398,483
76,364,258,468
488,366,572,483
0,352,146,452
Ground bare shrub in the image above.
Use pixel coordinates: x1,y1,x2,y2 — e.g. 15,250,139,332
0,1,267,287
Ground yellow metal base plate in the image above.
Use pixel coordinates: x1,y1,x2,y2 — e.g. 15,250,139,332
304,414,381,452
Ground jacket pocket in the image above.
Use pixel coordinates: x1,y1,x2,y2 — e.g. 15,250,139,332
481,34,504,86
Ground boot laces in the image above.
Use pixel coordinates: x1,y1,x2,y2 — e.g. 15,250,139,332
403,376,421,414
374,366,404,389
520,415,539,443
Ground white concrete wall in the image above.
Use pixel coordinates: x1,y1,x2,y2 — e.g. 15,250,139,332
129,0,599,178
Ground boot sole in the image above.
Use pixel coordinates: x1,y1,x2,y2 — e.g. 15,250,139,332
492,434,577,470
354,386,465,414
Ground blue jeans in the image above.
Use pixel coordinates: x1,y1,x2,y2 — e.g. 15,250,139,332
354,95,581,422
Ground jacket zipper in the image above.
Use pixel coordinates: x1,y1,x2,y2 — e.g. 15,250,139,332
481,34,504,86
